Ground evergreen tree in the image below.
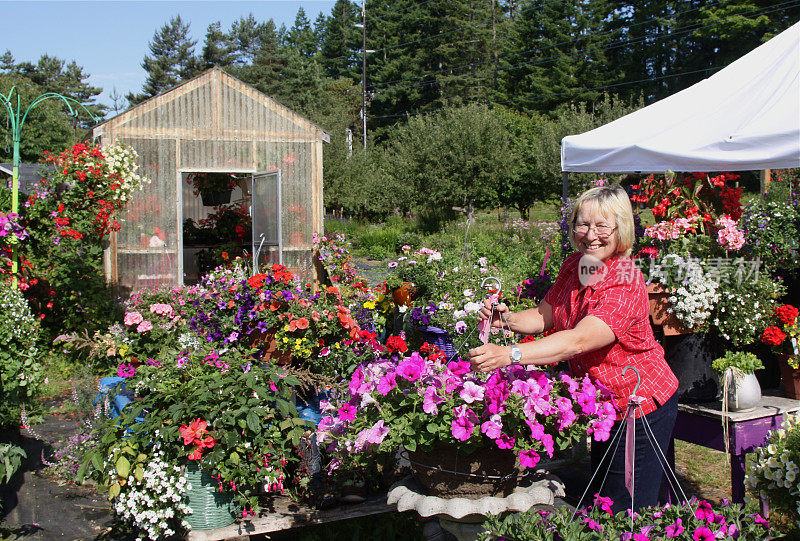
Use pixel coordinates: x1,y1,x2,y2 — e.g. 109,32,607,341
499,0,613,114
320,0,361,80
287,7,319,57
313,12,329,52
12,54,105,124
201,21,235,68
129,15,199,104
227,14,281,67
0,50,15,73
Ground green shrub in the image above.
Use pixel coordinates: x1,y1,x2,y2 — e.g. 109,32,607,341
0,280,42,427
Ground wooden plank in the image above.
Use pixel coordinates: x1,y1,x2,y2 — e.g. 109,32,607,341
186,494,394,541
760,169,771,195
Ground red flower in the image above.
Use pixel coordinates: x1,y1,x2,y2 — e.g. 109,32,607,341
248,273,268,290
386,336,408,353
775,305,799,326
295,317,309,330
762,326,787,346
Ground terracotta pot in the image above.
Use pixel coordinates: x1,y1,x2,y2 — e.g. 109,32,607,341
249,328,292,366
391,282,418,306
777,354,800,400
408,443,525,499
646,283,692,336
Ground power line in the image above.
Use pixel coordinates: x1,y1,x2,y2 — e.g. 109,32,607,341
369,65,725,120
366,0,799,94
367,0,722,90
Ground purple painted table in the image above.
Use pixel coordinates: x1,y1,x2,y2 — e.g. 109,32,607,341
668,393,800,503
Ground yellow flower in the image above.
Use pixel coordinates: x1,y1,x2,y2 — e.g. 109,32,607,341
284,325,291,331
282,337,288,343
118,345,129,357
363,301,376,310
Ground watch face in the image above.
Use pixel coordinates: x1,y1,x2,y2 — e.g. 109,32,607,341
511,345,522,361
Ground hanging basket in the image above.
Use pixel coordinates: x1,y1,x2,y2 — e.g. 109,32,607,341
201,189,232,207
408,443,525,499
184,464,238,530
416,325,458,361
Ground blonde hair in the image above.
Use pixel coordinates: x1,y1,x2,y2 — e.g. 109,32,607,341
569,184,635,258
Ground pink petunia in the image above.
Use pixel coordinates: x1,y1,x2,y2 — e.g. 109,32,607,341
423,386,444,414
459,381,485,403
495,433,515,449
593,494,614,515
337,403,356,423
447,359,471,376
694,501,714,523
519,449,540,468
396,354,425,381
365,419,389,444
692,527,715,541
665,518,684,538
451,416,474,441
377,372,397,395
581,518,603,531
481,416,503,439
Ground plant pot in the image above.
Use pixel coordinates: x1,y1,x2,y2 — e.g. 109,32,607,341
391,282,417,307
201,190,232,207
416,325,458,361
662,333,718,403
185,464,237,530
647,283,692,336
720,369,762,412
408,443,525,499
249,328,292,366
777,354,800,399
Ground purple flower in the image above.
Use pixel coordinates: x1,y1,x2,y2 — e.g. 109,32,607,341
377,372,397,395
481,416,502,439
495,433,515,449
337,403,356,422
454,320,467,334
519,449,540,468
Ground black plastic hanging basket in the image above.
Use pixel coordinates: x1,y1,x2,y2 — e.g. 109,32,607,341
200,189,232,207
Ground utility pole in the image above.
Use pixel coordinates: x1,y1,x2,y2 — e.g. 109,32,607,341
361,0,367,152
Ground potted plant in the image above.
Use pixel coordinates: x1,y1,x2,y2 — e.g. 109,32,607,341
317,338,617,499
747,412,800,534
712,351,765,412
481,494,772,540
188,172,238,206
761,304,800,399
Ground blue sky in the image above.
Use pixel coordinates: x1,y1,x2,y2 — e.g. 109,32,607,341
2,1,337,109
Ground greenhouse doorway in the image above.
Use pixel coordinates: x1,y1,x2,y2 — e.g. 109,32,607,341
251,170,282,272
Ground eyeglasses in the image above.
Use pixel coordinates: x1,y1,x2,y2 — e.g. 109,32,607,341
574,223,616,238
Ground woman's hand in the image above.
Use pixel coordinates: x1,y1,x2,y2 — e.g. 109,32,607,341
468,343,511,373
478,298,513,330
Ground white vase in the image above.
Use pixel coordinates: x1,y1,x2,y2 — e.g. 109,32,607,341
722,369,762,412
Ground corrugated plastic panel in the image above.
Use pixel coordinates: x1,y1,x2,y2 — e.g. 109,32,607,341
99,69,322,289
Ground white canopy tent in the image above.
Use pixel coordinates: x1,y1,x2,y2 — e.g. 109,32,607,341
561,21,800,174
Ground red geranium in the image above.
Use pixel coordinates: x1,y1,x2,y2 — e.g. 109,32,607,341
775,305,799,326
762,326,787,346
179,418,216,461
386,335,408,353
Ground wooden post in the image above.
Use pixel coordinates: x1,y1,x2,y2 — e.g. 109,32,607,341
760,169,771,195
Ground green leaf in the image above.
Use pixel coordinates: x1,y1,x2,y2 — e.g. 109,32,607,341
108,482,121,499
426,423,438,434
230,452,239,465
405,441,417,452
116,456,130,479
246,410,260,433
91,453,102,472
134,464,144,482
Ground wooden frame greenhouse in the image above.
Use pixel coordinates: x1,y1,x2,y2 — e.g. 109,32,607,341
92,67,329,291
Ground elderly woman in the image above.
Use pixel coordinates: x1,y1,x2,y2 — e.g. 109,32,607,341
469,183,678,513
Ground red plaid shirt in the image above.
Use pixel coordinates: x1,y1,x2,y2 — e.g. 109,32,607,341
544,252,678,419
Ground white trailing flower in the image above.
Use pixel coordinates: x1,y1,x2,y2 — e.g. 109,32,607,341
111,451,191,540
102,141,150,202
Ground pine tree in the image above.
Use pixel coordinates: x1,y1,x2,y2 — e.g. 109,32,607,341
129,15,199,104
201,21,235,68
287,7,319,57
320,0,361,80
227,14,280,67
0,50,15,74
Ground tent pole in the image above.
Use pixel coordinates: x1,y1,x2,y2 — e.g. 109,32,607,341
562,171,569,200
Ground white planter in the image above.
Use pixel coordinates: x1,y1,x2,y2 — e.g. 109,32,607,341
722,369,762,412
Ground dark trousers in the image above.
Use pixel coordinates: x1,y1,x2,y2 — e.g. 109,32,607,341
590,392,678,513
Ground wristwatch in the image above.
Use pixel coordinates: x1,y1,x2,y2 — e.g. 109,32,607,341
509,344,522,365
